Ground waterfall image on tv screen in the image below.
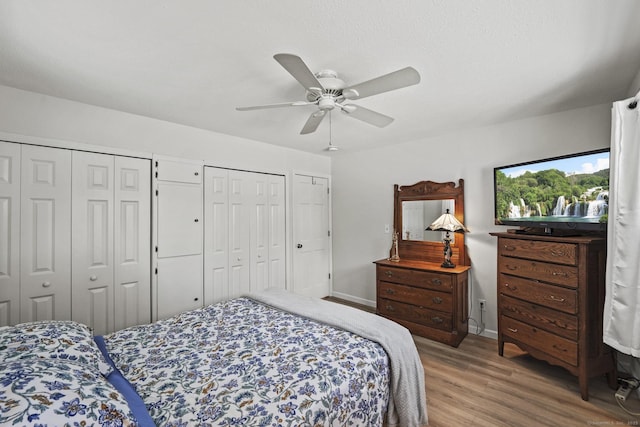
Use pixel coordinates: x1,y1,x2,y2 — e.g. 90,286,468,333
494,150,610,229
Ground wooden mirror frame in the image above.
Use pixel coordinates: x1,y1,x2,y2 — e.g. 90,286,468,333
393,179,468,266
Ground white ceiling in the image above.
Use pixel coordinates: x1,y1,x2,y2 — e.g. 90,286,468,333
1,1,640,154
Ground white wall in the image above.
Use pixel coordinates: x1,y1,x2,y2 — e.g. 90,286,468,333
331,103,612,337
0,85,330,174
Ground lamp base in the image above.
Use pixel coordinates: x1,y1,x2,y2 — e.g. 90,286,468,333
441,260,456,268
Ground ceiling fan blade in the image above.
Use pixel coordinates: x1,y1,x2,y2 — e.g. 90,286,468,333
274,53,324,92
300,110,326,134
342,67,420,100
236,101,311,111
340,104,394,127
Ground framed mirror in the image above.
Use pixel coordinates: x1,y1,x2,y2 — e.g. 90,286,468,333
393,179,467,265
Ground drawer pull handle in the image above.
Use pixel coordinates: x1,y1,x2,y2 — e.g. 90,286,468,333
385,304,395,312
431,278,442,285
552,344,568,352
506,265,518,271
549,295,565,302
42,281,51,288
504,283,516,290
503,245,516,251
89,275,98,281
432,316,443,324
552,272,568,277
550,250,565,257
432,297,443,304
385,270,393,277
508,327,518,333
385,288,396,295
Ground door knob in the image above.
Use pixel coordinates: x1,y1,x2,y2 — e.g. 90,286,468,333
297,243,303,248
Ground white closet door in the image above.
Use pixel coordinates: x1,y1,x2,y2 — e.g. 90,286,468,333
268,175,286,289
157,255,203,319
0,141,21,326
157,182,203,257
228,170,251,298
293,175,330,298
154,158,203,321
252,172,269,292
204,167,229,305
20,145,72,322
72,152,114,335
114,157,151,330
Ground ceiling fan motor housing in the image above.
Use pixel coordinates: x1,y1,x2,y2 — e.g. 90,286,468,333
306,69,346,102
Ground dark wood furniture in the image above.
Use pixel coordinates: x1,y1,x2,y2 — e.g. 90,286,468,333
375,258,470,347
490,231,616,400
375,180,470,347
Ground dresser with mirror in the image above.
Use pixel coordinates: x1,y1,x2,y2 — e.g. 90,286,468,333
374,179,471,347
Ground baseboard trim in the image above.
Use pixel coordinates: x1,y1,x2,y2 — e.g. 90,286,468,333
330,291,376,308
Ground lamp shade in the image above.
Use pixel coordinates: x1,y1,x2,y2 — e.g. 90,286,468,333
427,209,468,233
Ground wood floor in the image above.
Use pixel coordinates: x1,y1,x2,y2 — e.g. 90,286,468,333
324,297,640,427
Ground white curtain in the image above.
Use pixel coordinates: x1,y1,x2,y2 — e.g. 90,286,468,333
603,96,640,358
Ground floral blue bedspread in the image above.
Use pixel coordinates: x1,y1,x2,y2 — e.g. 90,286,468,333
104,297,390,426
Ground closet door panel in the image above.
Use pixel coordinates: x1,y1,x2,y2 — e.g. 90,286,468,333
253,173,269,291
228,171,251,298
20,145,71,322
157,182,202,257
114,157,151,330
269,175,286,289
157,255,203,320
0,142,21,326
204,167,229,305
72,152,114,335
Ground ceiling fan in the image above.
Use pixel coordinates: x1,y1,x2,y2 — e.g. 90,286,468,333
236,53,421,135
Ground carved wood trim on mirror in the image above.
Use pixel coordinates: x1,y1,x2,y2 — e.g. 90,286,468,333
393,179,468,266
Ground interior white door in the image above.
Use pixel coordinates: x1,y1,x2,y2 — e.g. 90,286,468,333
0,141,21,326
72,152,115,335
293,174,330,298
228,170,251,298
20,145,72,322
114,156,151,330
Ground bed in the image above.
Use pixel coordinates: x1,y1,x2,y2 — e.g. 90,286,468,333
0,289,428,426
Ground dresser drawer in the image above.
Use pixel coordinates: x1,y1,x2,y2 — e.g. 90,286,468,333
379,298,452,331
499,274,577,314
501,315,577,366
499,257,578,287
499,238,577,266
378,281,453,312
501,295,578,340
376,265,453,291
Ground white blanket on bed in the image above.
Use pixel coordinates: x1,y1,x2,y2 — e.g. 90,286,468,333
247,288,429,427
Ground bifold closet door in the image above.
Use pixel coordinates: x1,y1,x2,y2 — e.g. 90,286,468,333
20,145,72,322
204,167,286,305
0,142,21,326
72,152,151,334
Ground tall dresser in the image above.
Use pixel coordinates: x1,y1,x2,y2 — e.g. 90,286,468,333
491,232,616,400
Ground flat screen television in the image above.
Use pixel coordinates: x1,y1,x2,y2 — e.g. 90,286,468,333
494,148,610,234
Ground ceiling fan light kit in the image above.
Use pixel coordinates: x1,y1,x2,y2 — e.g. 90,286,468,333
236,53,421,138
